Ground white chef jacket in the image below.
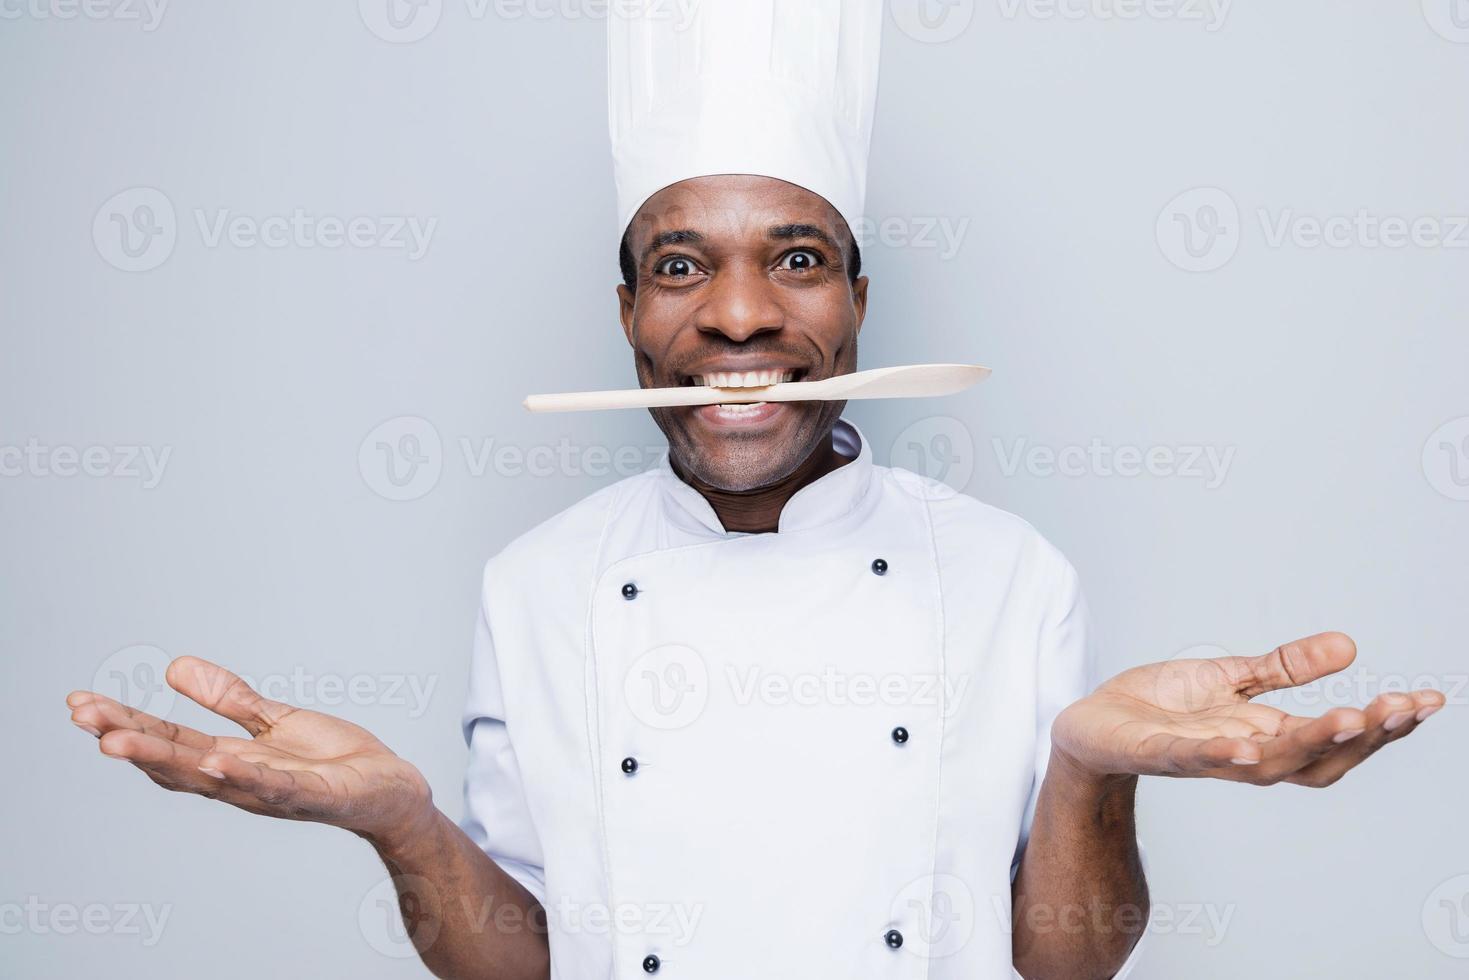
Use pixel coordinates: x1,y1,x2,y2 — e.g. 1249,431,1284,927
460,418,1146,979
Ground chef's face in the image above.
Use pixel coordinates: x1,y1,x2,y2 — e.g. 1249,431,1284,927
617,175,868,492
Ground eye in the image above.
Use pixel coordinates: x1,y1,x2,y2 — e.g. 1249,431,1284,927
777,249,824,272
653,255,701,278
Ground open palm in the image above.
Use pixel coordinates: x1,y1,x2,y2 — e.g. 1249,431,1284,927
68,656,431,841
1051,632,1445,787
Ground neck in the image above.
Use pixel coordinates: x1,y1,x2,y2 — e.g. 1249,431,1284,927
672,438,851,534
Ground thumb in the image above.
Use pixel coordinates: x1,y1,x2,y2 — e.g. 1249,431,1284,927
1234,632,1357,698
166,656,292,736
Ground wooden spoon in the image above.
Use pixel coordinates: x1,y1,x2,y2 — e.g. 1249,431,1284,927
523,363,991,414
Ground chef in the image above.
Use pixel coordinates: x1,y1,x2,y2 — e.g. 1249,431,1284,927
65,1,1446,978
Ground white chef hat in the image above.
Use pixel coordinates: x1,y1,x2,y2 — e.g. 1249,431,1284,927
607,0,884,242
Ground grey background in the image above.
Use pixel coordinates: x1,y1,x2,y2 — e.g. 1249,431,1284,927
3,1,1467,977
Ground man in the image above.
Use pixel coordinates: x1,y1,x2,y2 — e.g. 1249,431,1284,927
66,2,1445,978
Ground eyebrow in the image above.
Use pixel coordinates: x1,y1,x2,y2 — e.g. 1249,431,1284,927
640,228,705,267
767,223,840,253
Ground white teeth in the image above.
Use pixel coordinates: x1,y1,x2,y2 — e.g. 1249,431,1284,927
692,369,796,388
713,402,768,416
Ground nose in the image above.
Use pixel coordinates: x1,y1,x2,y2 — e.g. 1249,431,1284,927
694,261,783,343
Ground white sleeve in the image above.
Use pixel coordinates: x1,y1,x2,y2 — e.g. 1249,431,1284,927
1009,554,1148,980
457,565,547,905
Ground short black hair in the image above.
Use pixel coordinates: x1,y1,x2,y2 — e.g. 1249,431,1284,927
618,227,862,293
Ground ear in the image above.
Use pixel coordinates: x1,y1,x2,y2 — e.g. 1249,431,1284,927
852,276,869,337
617,284,636,346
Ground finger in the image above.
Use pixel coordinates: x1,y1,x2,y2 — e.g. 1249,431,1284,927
96,728,225,796
198,752,334,815
95,728,308,813
1232,632,1358,698
165,656,294,737
69,691,217,751
1247,706,1370,781
1138,733,1265,776
1288,689,1446,788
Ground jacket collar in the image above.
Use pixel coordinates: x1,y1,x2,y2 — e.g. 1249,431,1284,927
653,418,874,536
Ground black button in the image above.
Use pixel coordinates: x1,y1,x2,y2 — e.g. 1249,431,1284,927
884,929,904,949
891,726,909,745
871,558,888,576
642,954,660,973
621,757,639,775
621,582,639,600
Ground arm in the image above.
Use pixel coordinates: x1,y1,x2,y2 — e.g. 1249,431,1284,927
65,657,548,980
371,807,549,979
1011,756,1145,980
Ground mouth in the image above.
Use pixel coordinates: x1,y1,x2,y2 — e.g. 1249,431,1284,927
676,366,808,427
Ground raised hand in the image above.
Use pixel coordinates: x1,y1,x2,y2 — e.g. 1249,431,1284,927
1051,632,1446,787
67,656,434,846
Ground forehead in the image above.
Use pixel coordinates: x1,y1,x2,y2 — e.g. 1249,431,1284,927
625,174,849,250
